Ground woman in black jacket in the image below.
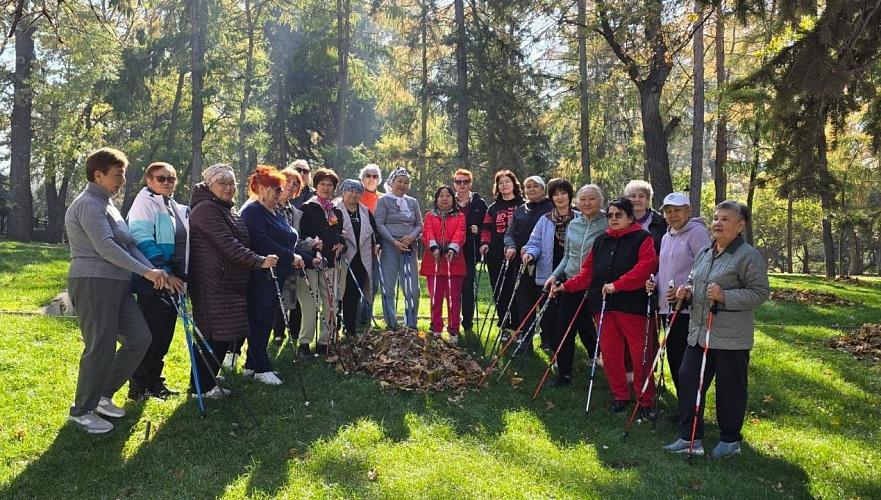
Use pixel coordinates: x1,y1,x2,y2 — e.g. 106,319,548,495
479,170,523,332
296,168,345,357
453,168,488,334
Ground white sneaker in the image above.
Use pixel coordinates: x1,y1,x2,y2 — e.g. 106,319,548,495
446,334,459,345
96,397,125,418
222,352,238,369
242,369,255,378
254,371,283,385
68,411,114,434
191,385,231,399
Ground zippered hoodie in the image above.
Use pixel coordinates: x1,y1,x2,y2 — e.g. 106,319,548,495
420,209,467,277
522,208,580,285
657,217,711,311
128,186,190,275
551,211,607,280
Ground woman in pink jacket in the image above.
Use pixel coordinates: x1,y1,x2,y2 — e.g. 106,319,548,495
420,186,466,343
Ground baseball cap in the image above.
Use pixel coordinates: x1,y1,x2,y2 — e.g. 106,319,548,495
661,192,690,209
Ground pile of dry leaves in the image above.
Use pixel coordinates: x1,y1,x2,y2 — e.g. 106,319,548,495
770,288,854,306
329,328,485,393
832,276,862,285
830,323,881,362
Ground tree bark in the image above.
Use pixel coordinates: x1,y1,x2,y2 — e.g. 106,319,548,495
786,196,793,273
335,0,351,155
454,0,469,165
577,0,591,182
419,0,429,171
637,80,674,205
237,0,260,203
8,14,36,242
848,226,860,275
689,0,704,214
745,121,759,245
191,0,207,187
167,69,186,155
802,243,811,274
817,130,836,278
713,9,728,204
44,163,71,243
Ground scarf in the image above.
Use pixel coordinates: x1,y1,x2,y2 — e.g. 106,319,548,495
315,195,339,226
550,208,574,247
384,167,413,217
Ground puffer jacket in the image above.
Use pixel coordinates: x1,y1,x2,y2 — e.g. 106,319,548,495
188,183,266,342
420,209,466,277
522,208,579,285
686,236,770,350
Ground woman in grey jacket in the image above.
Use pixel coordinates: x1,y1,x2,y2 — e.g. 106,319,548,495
664,201,770,459
64,148,171,434
375,168,423,329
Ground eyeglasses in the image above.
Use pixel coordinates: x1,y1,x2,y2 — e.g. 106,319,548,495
364,174,379,179
606,211,627,219
296,168,310,174
454,179,471,185
215,180,236,188
153,175,177,184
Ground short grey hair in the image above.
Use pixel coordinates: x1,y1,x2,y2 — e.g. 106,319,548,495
360,163,382,182
715,200,750,225
576,184,604,206
624,179,653,201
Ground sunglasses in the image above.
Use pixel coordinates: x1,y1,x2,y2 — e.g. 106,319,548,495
606,211,627,219
454,179,471,185
154,175,177,184
364,174,379,179
296,168,311,174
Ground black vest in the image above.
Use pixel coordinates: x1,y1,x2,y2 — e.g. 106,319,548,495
588,229,651,315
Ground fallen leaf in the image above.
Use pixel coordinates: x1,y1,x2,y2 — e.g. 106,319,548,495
367,469,379,481
762,394,773,404
545,401,555,410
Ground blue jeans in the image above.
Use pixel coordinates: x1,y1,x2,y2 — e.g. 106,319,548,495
379,243,419,328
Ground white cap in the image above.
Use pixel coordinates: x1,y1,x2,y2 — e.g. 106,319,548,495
523,175,546,188
661,192,690,209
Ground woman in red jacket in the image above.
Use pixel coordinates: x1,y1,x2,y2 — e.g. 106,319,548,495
421,186,466,343
550,197,658,417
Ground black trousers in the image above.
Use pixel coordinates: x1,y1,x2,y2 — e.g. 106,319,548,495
677,345,750,443
190,339,230,392
131,293,178,392
662,312,689,393
555,291,597,377
343,256,369,331
245,281,280,373
461,247,479,331
273,308,301,340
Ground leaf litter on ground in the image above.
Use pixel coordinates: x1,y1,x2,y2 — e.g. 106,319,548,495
331,328,485,393
770,288,855,306
829,323,881,362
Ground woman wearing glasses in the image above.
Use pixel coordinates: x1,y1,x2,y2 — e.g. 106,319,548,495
551,198,658,418
126,162,189,401
452,169,487,335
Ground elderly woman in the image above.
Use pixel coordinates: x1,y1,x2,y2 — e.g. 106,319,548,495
297,168,346,357
552,198,658,416
624,180,667,254
189,164,278,397
290,159,315,208
505,175,553,352
453,168,488,335
241,165,305,385
65,148,169,434
522,178,577,355
479,170,523,331
664,201,769,459
359,164,382,213
337,178,378,335
375,168,423,329
421,185,466,342
542,184,607,386
126,161,189,401
271,166,306,346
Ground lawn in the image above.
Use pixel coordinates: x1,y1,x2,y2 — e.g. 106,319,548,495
1,240,879,498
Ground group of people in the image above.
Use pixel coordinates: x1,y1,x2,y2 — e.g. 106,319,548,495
64,147,770,460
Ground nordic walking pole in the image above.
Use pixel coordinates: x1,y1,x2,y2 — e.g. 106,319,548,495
652,280,677,424
585,292,608,413
183,316,206,416
478,258,508,353
532,288,590,400
688,300,717,460
478,290,546,385
497,288,552,381
486,261,526,359
625,275,655,426
343,255,379,330
269,267,309,403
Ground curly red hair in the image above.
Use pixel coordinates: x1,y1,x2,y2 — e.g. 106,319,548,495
248,164,286,197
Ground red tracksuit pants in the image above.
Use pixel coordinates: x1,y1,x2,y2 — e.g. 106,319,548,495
596,310,655,406
427,275,463,334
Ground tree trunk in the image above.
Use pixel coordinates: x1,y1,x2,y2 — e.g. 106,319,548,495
454,0,469,165
8,15,36,242
802,243,811,274
191,0,207,187
837,224,847,276
713,9,728,204
419,0,429,171
637,80,674,206
786,196,793,273
237,0,258,203
336,0,351,154
818,131,836,278
689,0,705,215
577,0,591,182
848,226,860,275
167,69,186,155
44,164,71,244
745,121,759,245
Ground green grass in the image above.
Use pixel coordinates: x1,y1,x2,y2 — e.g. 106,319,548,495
0,240,70,311
1,241,880,498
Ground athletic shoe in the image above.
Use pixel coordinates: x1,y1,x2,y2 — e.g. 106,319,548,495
254,371,283,385
664,438,704,456
315,344,329,356
242,369,255,378
711,441,742,459
608,400,629,413
638,406,657,422
222,352,238,369
96,397,125,418
148,383,179,400
298,344,314,359
446,333,459,345
128,388,149,402
68,411,114,434
549,375,572,387
191,385,231,399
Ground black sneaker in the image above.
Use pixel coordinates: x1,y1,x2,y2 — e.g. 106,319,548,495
148,383,179,400
297,344,313,359
637,406,657,422
549,375,571,387
608,400,629,413
128,388,149,402
315,344,329,356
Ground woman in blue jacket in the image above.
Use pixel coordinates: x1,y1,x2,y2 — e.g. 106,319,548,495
521,178,577,354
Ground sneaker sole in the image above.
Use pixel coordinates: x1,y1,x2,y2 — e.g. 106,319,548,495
95,407,125,419
668,447,704,456
712,448,742,459
68,418,113,434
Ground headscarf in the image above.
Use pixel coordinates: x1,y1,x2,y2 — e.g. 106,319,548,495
384,167,412,218
315,194,339,226
338,178,365,195
202,163,234,186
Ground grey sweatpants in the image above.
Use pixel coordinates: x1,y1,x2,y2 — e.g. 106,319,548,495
68,277,151,417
